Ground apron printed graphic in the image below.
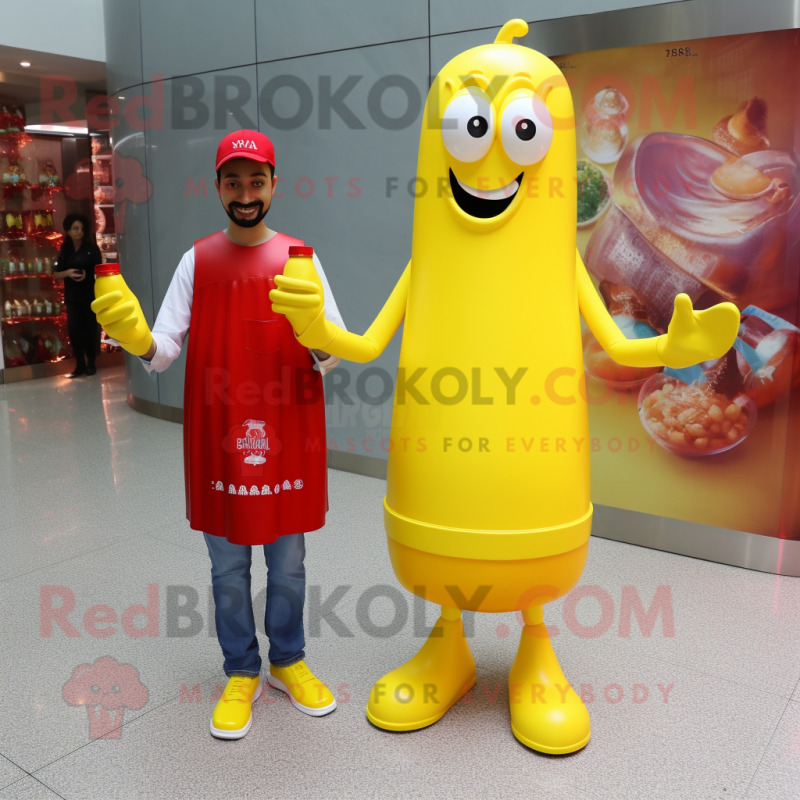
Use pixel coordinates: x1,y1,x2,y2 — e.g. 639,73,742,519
221,419,283,476
212,478,304,495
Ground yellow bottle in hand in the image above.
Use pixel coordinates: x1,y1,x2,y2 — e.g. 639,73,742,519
280,245,324,336
92,263,153,356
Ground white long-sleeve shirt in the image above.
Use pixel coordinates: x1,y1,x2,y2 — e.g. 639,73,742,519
144,238,345,374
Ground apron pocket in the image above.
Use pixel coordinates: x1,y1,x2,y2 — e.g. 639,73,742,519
243,319,280,355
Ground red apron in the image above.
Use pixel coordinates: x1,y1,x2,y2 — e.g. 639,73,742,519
183,230,327,544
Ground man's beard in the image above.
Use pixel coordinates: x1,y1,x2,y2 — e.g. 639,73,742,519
224,200,270,228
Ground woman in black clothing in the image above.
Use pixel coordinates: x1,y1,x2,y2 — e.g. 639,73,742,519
53,214,103,377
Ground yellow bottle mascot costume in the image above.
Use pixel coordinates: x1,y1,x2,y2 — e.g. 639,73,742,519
272,20,739,754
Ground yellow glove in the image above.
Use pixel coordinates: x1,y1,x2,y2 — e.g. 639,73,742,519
270,275,323,335
271,261,411,363
656,294,740,369
91,283,153,357
270,275,338,350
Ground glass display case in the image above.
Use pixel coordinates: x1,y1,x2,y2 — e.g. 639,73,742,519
91,131,117,263
0,112,124,381
0,115,71,374
90,130,120,355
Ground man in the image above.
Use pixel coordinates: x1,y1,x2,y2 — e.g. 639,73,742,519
92,129,344,739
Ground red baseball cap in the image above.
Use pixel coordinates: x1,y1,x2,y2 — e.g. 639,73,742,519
215,129,275,171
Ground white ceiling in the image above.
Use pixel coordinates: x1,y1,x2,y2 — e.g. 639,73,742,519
0,44,105,106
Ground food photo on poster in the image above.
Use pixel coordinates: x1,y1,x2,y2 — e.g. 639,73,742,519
564,29,800,539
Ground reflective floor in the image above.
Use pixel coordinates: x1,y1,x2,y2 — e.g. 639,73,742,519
1,366,799,800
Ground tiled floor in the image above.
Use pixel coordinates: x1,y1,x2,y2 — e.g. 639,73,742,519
1,366,799,799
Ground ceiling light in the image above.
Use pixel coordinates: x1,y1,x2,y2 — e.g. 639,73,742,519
20,61,31,67
25,123,89,135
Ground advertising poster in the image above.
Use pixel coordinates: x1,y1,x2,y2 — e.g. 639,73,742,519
561,30,800,539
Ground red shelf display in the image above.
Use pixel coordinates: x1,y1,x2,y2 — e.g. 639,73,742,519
0,112,123,374
0,119,73,371
90,131,119,353
4,314,66,324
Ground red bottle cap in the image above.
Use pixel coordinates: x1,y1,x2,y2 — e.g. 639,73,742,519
95,263,121,276
288,246,314,257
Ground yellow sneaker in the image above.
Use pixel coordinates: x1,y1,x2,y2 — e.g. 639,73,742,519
268,660,337,717
209,675,262,739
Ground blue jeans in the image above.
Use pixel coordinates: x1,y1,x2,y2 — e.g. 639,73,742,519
203,532,306,677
